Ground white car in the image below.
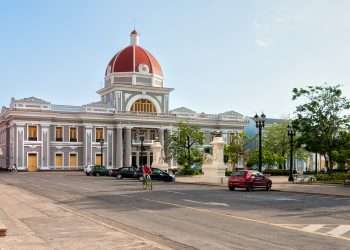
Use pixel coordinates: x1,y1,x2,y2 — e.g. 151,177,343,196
84,165,93,176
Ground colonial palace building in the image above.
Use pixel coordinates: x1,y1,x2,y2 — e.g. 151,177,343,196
0,30,245,171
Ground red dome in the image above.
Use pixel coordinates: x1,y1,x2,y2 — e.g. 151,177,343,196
106,45,163,77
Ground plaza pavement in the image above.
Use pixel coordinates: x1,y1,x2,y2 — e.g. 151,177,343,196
0,183,169,250
1,172,349,250
175,175,350,197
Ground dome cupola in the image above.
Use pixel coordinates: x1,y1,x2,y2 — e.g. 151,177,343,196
105,30,164,87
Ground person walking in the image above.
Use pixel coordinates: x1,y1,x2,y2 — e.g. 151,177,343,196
9,163,17,173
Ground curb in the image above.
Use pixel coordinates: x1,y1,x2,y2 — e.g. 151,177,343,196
175,181,226,188
272,189,350,198
176,181,350,197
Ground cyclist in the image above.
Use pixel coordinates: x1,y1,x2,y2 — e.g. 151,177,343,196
142,165,152,190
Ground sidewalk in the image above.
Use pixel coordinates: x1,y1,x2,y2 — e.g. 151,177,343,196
176,176,350,197
0,184,170,250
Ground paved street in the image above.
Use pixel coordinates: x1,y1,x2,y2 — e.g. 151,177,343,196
1,172,350,250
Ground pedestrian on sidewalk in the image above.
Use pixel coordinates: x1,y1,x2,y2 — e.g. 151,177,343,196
10,163,17,173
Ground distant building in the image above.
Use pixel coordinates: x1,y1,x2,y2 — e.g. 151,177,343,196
0,30,245,171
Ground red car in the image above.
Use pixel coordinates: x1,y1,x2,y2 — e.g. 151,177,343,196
228,170,272,191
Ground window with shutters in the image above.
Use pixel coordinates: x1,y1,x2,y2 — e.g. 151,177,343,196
130,99,156,113
95,153,102,166
55,127,63,142
28,126,37,141
55,153,63,168
69,153,78,167
95,128,104,142
69,127,77,142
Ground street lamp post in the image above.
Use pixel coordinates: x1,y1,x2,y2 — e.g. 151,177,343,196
287,125,296,182
254,113,266,172
100,139,104,167
315,152,318,175
140,136,144,167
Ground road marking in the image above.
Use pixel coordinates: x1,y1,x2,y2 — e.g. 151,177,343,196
274,197,298,201
142,198,350,242
183,199,229,207
327,225,350,237
165,191,186,195
302,224,325,233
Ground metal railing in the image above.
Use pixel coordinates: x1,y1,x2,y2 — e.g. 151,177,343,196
132,139,154,144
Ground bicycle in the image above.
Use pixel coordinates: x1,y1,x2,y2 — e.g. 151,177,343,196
143,174,153,191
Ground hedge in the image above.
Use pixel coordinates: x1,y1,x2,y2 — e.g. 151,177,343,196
263,169,290,176
316,173,350,182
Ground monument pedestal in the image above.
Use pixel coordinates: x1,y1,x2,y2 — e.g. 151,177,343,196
151,141,168,171
202,136,226,183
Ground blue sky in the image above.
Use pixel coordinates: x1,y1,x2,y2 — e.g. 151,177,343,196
1,0,350,118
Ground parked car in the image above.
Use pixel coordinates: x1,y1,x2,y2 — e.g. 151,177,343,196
108,168,121,177
90,165,109,176
114,166,175,182
84,165,93,176
115,167,139,179
228,170,272,191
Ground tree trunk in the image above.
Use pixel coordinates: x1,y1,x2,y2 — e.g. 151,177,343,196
186,136,191,169
328,153,334,174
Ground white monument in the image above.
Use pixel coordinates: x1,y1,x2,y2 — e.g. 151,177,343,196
202,134,226,183
151,139,168,171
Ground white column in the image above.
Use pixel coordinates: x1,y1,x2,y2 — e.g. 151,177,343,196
9,125,15,169
136,151,140,167
16,125,25,170
159,128,164,147
116,126,123,168
41,124,50,169
107,128,113,168
147,151,150,166
84,126,92,166
124,127,132,166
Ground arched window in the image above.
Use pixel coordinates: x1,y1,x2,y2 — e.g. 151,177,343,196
130,99,156,113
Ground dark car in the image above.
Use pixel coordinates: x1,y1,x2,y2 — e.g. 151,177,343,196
228,170,272,191
90,165,109,176
108,168,121,177
115,167,138,179
150,168,175,182
115,167,175,182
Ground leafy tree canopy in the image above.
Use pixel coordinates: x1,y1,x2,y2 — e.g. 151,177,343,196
292,84,350,172
168,122,204,171
224,132,251,169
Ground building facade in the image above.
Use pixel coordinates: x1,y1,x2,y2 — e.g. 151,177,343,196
0,30,245,171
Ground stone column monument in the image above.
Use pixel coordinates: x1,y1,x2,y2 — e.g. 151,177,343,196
202,132,226,183
151,138,168,171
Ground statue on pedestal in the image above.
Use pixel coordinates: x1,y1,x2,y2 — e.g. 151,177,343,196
202,132,226,180
151,137,168,171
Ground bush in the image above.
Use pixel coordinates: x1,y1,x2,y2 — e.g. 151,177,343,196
304,171,316,175
263,169,289,176
225,170,233,176
316,173,350,182
177,166,202,176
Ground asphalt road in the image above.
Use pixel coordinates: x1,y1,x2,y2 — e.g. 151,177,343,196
1,172,350,250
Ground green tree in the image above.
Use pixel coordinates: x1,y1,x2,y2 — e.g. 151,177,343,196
263,121,289,169
263,121,309,169
224,132,249,171
331,131,350,170
168,122,204,173
292,84,350,172
246,148,284,168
